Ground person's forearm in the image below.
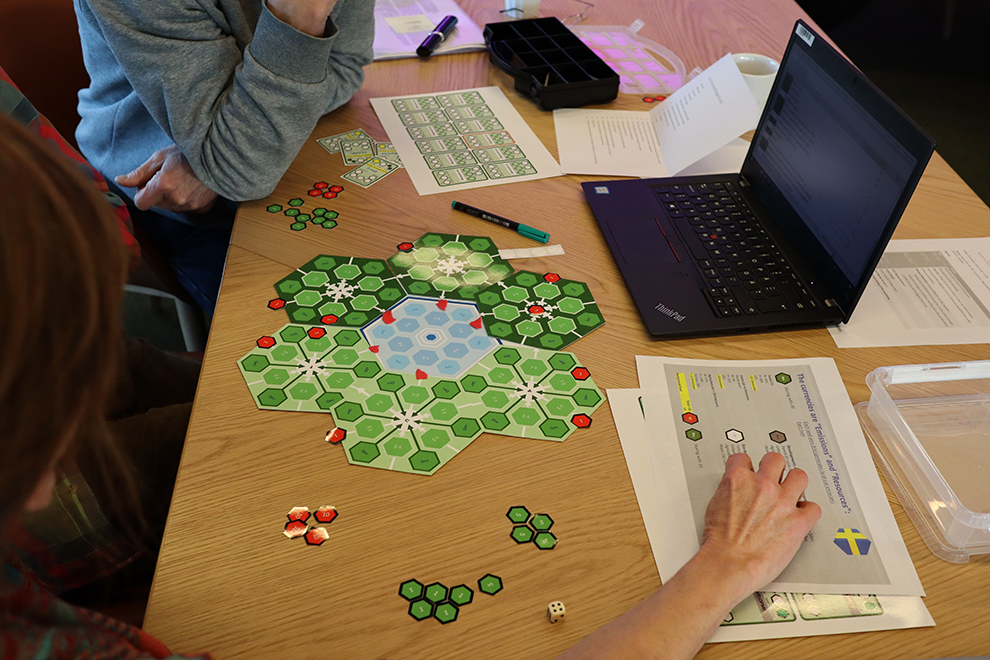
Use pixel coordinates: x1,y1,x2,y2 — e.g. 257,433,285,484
266,0,340,37
557,546,749,660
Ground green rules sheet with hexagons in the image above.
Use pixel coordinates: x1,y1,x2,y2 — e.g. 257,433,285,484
241,233,606,476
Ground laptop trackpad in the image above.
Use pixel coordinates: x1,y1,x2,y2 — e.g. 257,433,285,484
609,219,680,266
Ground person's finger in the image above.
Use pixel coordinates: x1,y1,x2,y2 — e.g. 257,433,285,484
757,451,787,483
132,172,169,211
724,451,754,473
115,150,167,188
796,500,823,527
780,466,810,502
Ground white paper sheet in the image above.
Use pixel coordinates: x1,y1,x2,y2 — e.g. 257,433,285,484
553,54,760,177
373,0,486,60
635,356,926,597
608,388,933,642
370,86,562,196
830,237,990,348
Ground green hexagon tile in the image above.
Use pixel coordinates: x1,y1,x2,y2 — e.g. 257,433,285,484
269,255,406,327
387,233,513,300
475,271,605,350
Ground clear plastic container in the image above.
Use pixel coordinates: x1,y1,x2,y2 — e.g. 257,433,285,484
568,25,686,96
856,360,990,563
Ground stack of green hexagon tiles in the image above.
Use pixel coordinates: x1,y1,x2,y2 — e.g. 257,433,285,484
387,233,513,300
271,255,406,327
507,506,558,550
399,579,481,624
476,271,605,350
239,328,603,475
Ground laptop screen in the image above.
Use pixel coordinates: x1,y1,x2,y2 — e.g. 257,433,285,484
742,21,934,317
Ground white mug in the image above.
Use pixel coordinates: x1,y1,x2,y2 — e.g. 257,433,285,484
732,53,779,110
504,0,540,19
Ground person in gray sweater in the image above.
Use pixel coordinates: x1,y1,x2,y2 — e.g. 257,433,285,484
73,0,375,311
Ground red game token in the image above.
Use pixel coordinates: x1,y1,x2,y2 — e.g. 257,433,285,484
283,520,309,539
304,527,330,546
308,327,326,339
325,428,347,444
571,367,591,381
321,314,339,325
268,298,286,310
571,414,592,428
397,242,414,252
329,185,344,193
544,273,561,283
313,181,329,189
257,336,276,349
643,96,656,103
287,506,311,522
323,191,337,199
314,505,338,524
308,189,321,196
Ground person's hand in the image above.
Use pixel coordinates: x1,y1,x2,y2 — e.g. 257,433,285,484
266,0,340,37
698,451,822,603
115,145,218,214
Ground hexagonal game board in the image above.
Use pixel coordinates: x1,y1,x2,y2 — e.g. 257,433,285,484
271,255,406,327
240,326,603,474
387,233,513,300
361,296,498,379
476,271,605,350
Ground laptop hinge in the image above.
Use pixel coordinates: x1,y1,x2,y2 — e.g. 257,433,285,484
824,298,837,307
739,174,750,187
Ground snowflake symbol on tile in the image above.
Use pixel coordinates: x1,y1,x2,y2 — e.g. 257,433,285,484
324,280,358,303
387,405,428,437
387,233,513,300
435,255,468,277
512,378,547,406
522,299,557,320
290,356,330,382
272,255,405,327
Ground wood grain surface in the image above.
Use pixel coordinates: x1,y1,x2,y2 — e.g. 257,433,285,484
143,1,990,658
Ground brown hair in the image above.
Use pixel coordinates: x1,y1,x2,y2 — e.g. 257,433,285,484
0,113,129,528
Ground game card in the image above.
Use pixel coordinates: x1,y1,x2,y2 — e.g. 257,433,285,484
407,124,459,140
432,165,488,187
424,152,478,170
339,137,375,165
342,157,401,187
483,161,537,178
317,128,371,155
445,105,495,120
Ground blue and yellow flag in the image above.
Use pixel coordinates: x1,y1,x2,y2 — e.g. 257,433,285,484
833,528,872,555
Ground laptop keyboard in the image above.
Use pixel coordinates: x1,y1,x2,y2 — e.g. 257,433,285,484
654,181,819,317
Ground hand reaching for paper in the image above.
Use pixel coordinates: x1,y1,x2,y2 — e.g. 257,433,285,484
115,144,218,215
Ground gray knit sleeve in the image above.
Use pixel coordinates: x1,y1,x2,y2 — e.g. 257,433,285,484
82,0,374,201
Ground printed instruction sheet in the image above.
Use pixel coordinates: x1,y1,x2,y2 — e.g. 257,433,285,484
830,237,990,347
608,388,933,642
635,356,925,597
553,54,760,177
373,0,485,60
371,86,562,196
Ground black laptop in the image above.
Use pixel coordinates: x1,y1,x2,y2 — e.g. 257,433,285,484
582,20,935,338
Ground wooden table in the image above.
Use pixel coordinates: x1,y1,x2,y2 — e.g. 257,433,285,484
143,1,990,658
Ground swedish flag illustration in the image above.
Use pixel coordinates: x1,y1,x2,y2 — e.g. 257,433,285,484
833,528,872,555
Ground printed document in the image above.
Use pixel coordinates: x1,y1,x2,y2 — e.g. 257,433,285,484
635,356,925,597
553,54,760,177
608,387,932,642
831,237,990,347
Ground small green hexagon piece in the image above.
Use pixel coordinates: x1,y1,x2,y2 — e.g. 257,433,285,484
478,574,503,595
449,585,474,606
409,450,441,472
530,514,554,531
511,525,535,543
399,579,424,601
266,204,282,213
434,603,458,624
460,374,488,393
258,388,287,407
480,411,510,431
506,506,531,523
288,198,304,207
240,354,270,372
290,222,307,231
431,380,460,400
533,531,558,549
451,417,481,438
349,441,380,463
284,208,300,217
322,219,338,229
296,214,311,222
377,373,406,392
408,599,433,621
424,582,448,604
493,347,521,365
